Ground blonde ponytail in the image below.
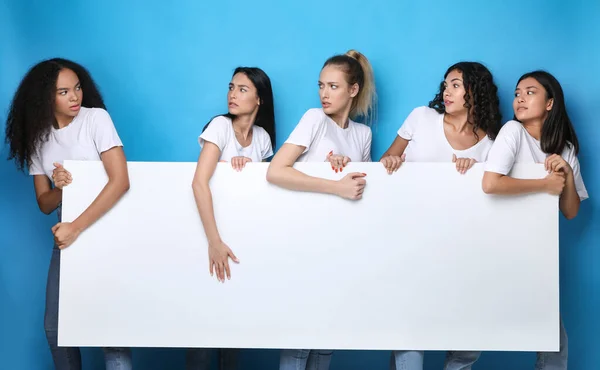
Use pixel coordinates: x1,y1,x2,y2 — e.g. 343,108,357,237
323,50,377,126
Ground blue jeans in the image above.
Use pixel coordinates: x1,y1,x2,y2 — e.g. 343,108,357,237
390,318,568,370
45,247,132,370
185,348,239,370
279,349,333,370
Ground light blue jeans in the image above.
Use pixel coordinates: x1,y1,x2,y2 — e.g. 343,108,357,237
391,318,568,370
45,246,133,370
279,349,333,370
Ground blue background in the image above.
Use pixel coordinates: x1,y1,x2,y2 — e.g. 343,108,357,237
1,0,598,369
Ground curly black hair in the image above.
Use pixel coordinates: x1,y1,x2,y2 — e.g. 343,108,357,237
428,61,501,141
5,58,106,172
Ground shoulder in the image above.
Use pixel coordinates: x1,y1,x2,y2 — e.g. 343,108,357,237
253,124,271,141
349,120,372,138
411,106,441,120
207,115,232,129
498,120,523,134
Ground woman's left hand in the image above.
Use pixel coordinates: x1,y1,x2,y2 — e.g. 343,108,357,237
52,222,81,249
452,154,476,174
545,154,572,176
230,156,252,171
327,151,350,173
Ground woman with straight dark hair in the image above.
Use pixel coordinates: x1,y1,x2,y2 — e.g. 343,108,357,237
4,58,132,370
188,66,276,370
483,70,588,370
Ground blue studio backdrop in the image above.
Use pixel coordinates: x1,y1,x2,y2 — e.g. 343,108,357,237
1,0,598,369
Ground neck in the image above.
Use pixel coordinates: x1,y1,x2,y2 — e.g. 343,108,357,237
328,105,352,129
232,113,256,139
521,118,543,140
444,110,471,133
54,113,74,129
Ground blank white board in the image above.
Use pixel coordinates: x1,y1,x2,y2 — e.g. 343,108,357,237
59,160,558,351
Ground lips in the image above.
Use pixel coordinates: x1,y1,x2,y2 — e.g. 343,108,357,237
69,104,80,111
321,102,331,108
516,106,528,111
228,102,238,107
444,100,453,105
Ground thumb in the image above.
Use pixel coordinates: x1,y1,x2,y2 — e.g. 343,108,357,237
51,223,61,233
452,154,457,163
229,249,240,263
401,153,406,161
53,162,63,168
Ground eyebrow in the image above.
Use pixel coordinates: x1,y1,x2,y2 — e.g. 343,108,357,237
230,83,250,89
444,78,463,84
515,86,538,90
56,81,80,91
318,81,339,84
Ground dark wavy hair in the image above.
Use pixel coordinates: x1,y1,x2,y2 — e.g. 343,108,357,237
514,71,579,155
429,61,501,141
5,58,105,171
202,67,276,148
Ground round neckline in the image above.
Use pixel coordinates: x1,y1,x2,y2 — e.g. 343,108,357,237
230,118,255,150
439,113,487,152
323,109,352,132
52,109,82,132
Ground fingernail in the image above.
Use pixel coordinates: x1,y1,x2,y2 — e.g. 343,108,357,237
332,166,335,170
335,169,338,173
340,167,343,172
362,173,367,176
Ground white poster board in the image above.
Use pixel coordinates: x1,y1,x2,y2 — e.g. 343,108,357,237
58,161,559,351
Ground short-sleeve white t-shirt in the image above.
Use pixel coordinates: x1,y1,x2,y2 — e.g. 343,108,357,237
485,120,588,201
199,115,273,162
29,107,123,180
284,108,372,162
398,106,494,162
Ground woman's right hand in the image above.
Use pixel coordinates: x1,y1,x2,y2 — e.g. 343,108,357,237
208,240,239,282
52,162,72,189
335,172,367,200
544,171,566,195
380,154,405,174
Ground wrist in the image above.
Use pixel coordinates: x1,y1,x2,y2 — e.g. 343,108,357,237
71,219,86,234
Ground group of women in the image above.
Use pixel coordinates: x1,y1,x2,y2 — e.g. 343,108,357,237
4,49,588,370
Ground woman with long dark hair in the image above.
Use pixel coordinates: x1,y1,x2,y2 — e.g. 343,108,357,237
188,66,276,370
5,58,132,369
483,70,588,370
380,61,502,370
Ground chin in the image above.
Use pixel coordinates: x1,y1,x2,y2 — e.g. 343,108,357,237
322,106,338,116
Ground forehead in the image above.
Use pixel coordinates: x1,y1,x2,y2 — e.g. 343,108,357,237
56,68,79,85
319,65,347,82
231,72,254,87
516,77,542,89
445,69,463,82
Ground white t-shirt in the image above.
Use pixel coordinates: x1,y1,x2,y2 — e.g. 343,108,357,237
29,107,123,180
284,108,372,162
199,115,273,162
485,120,588,201
398,106,494,162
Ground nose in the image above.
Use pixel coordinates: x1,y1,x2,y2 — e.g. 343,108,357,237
517,95,525,103
69,91,78,102
443,88,450,97
320,86,329,99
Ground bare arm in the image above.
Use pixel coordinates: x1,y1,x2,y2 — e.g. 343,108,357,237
380,135,409,160
482,172,549,195
33,176,63,215
266,143,340,194
71,147,130,232
191,142,222,244
559,173,580,219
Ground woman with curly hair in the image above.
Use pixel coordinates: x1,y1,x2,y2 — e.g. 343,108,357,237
379,61,502,370
4,58,132,370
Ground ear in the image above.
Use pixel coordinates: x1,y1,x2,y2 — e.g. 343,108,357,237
350,83,360,98
546,98,554,111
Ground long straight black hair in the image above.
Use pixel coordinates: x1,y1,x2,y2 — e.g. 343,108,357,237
515,71,579,155
202,67,276,147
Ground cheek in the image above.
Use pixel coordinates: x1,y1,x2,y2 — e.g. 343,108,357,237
54,95,69,112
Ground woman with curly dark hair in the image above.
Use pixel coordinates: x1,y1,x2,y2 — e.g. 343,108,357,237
379,61,502,370
4,58,132,370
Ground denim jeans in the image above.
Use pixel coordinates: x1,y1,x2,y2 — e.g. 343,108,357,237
44,247,132,370
185,348,240,370
390,318,568,370
279,349,333,370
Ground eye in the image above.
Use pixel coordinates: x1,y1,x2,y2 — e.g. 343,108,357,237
527,91,534,95
514,92,520,97
453,84,459,88
76,85,81,91
59,91,67,96
228,86,234,91
331,85,337,90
